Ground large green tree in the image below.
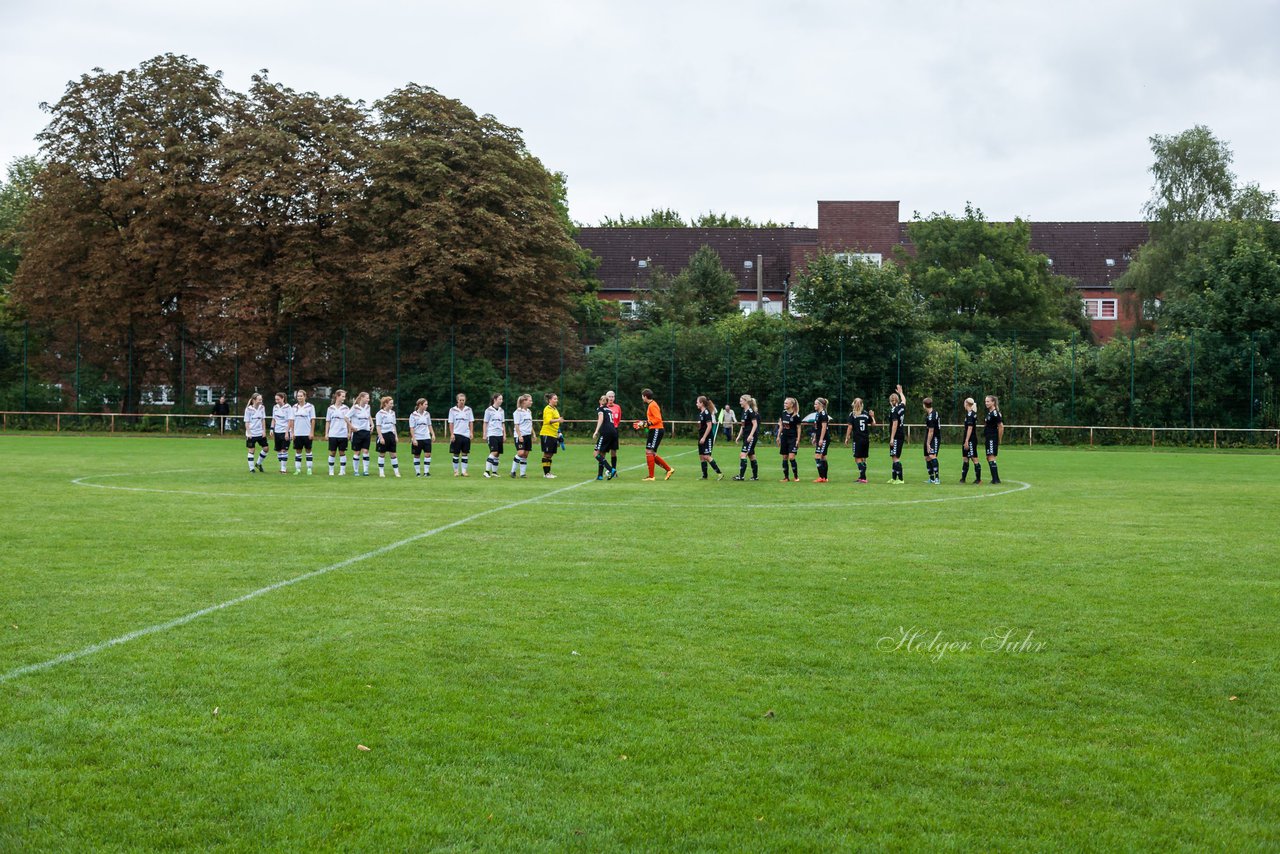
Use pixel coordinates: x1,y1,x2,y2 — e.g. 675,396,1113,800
637,244,739,327
904,204,1088,342
0,156,39,288
597,209,789,228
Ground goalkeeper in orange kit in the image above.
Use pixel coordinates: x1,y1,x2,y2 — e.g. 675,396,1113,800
637,389,674,480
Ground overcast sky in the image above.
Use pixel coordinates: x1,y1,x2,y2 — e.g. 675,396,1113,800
2,0,1277,226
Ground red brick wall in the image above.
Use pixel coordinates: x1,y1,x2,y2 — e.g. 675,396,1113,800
816,201,905,258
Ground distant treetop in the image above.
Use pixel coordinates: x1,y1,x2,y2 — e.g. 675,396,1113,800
595,209,796,228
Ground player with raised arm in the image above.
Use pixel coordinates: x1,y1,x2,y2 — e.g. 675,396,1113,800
291,389,316,475
637,389,673,481
243,393,268,473
812,397,831,483
984,395,1004,484
271,392,292,473
844,398,875,484
777,397,801,482
482,394,507,479
887,385,906,484
349,391,373,476
696,395,723,481
923,397,941,484
511,394,534,478
539,393,563,478
961,397,981,483
448,393,474,477
324,389,353,476
733,394,760,481
374,395,401,478
591,394,620,481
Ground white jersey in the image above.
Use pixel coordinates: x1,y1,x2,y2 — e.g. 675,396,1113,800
375,409,397,434
448,406,474,436
244,405,266,438
291,403,316,436
483,406,505,438
271,403,293,434
513,408,533,437
325,404,351,438
409,411,433,441
349,403,372,433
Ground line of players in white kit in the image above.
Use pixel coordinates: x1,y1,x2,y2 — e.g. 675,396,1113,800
239,388,535,478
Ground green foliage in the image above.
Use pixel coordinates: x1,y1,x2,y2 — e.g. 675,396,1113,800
0,156,39,288
905,205,1088,343
1143,125,1238,224
597,209,790,228
791,253,918,341
637,245,739,327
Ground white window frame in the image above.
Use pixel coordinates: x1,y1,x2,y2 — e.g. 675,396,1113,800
617,300,638,319
834,252,883,267
1082,298,1118,320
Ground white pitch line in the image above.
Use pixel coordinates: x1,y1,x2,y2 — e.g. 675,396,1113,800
72,471,1032,510
4,453,689,686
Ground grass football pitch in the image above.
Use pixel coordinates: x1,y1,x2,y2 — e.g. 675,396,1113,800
1,435,1277,851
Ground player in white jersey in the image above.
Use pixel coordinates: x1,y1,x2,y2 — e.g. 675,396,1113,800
510,393,534,478
271,392,293,473
447,393,474,477
409,398,435,477
324,389,354,476
482,393,507,478
291,389,316,475
243,393,268,472
349,391,374,476
372,395,401,478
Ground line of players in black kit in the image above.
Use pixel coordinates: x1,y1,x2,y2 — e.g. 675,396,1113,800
663,383,1006,485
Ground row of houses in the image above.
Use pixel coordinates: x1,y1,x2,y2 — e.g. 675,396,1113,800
575,200,1149,341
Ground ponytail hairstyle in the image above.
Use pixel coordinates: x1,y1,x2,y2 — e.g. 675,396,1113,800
334,388,347,403
889,392,900,406
965,397,976,412
415,397,428,411
275,391,286,404
748,396,758,411
295,389,308,402
986,394,999,408
784,397,798,415
599,394,609,406
491,392,502,405
380,395,394,409
249,392,262,406
853,397,864,416
356,391,369,405
815,397,828,412
518,393,532,409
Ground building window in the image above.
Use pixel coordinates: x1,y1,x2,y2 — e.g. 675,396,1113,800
583,344,596,355
1083,299,1118,320
194,386,220,407
618,300,638,319
834,252,883,267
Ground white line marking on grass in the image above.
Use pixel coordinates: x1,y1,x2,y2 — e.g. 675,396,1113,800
6,453,691,686
537,479,1033,509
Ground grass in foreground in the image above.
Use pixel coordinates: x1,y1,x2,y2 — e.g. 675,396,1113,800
0,436,1277,851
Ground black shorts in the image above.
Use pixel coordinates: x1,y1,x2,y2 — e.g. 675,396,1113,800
889,436,903,458
814,438,830,456
487,436,504,455
246,435,267,449
925,437,940,456
986,436,999,457
595,433,618,454
293,436,313,452
540,435,559,457
351,430,372,452
378,431,397,452
274,433,290,453
698,438,715,456
515,434,532,453
328,436,349,453
411,438,432,455
853,441,870,459
645,428,664,452
741,437,758,456
963,439,978,458
778,434,798,456
450,435,471,456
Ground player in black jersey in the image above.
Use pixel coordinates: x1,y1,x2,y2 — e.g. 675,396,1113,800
777,397,801,481
734,394,760,480
922,397,941,484
811,397,832,482
844,397,875,483
960,397,981,483
887,385,906,484
984,395,1004,484
590,394,619,481
696,395,724,480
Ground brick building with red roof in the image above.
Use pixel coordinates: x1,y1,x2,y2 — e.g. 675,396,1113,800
575,201,1149,341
